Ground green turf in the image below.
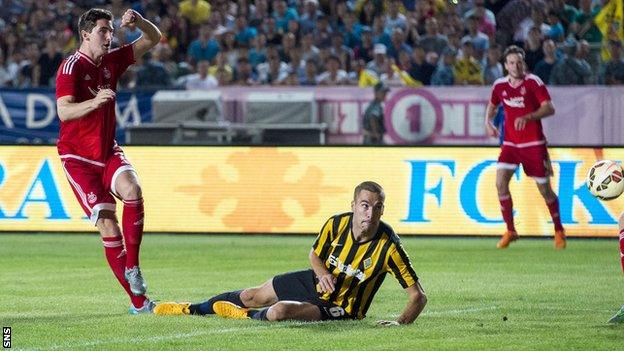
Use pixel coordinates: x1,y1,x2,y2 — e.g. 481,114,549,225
1,234,623,351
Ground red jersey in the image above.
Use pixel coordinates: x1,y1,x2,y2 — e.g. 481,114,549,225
490,74,551,147
56,45,135,163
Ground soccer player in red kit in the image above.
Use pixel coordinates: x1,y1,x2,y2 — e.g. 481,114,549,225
608,214,624,323
484,45,566,250
55,8,161,313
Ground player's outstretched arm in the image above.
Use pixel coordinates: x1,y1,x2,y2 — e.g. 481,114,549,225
378,281,427,326
121,9,162,61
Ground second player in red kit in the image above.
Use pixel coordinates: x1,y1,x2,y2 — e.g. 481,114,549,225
484,45,566,250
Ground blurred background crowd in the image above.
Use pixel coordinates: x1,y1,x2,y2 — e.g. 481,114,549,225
1,0,623,90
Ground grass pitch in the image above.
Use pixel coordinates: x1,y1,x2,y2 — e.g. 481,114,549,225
1,234,623,351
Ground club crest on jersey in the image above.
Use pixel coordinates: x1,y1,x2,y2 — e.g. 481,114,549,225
502,90,508,97
87,192,97,204
103,67,111,79
363,257,372,269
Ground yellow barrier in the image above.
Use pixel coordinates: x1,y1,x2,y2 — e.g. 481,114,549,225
0,146,620,237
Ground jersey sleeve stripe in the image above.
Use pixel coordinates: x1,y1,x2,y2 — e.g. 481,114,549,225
387,256,409,288
62,54,79,75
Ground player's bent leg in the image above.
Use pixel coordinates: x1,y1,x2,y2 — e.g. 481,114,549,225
266,301,323,322
240,279,279,308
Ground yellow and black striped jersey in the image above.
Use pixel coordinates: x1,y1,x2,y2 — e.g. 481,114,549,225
312,212,419,319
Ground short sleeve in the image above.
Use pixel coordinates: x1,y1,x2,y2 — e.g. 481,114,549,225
532,77,551,105
56,59,77,99
387,243,419,289
108,44,136,77
489,84,500,106
312,216,335,260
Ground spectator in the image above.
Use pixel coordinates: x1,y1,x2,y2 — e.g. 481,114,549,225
431,47,457,86
300,0,322,34
602,40,624,85
329,32,354,72
354,26,374,63
185,60,218,90
257,50,289,84
187,24,220,65
135,52,173,89
233,56,259,86
317,54,349,85
17,42,40,88
524,26,544,72
462,15,490,62
263,17,283,46
372,16,392,48
249,0,270,28
342,10,362,49
367,44,388,76
357,0,377,27
571,0,602,44
514,6,550,44
279,32,298,63
408,44,435,86
419,17,449,56
38,39,63,87
0,49,13,87
387,28,412,61
546,10,565,43
300,32,320,68
314,14,332,48
495,0,534,46
273,0,298,33
385,0,407,32
454,41,483,85
300,59,318,86
550,39,592,85
249,34,267,67
234,14,258,46
463,0,496,37
533,39,558,84
483,44,504,85
209,52,234,84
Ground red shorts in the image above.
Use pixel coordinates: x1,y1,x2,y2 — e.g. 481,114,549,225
497,144,553,183
60,151,136,224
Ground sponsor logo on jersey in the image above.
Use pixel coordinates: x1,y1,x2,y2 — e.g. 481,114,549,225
328,254,366,281
503,96,525,108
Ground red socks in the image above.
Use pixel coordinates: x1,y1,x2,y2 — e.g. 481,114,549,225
499,195,515,232
102,236,146,308
122,198,144,268
546,197,564,231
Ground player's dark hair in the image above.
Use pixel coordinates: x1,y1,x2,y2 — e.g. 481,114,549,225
78,8,113,39
354,181,385,202
503,45,525,63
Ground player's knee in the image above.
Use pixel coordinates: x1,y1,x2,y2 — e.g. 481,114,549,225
96,215,120,236
266,303,290,321
619,212,624,229
239,289,256,304
120,183,142,201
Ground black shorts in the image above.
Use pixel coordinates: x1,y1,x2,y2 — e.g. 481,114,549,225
272,269,354,320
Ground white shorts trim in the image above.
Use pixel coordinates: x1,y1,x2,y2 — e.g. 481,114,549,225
111,165,136,198
532,176,549,185
60,154,106,167
502,140,546,148
91,203,116,225
497,162,518,170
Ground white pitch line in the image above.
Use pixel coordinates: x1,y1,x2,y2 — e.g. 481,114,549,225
19,324,287,351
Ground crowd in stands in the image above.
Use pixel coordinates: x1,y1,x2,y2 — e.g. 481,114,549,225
1,0,623,90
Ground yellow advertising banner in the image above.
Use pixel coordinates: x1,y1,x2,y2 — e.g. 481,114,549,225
0,146,620,237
